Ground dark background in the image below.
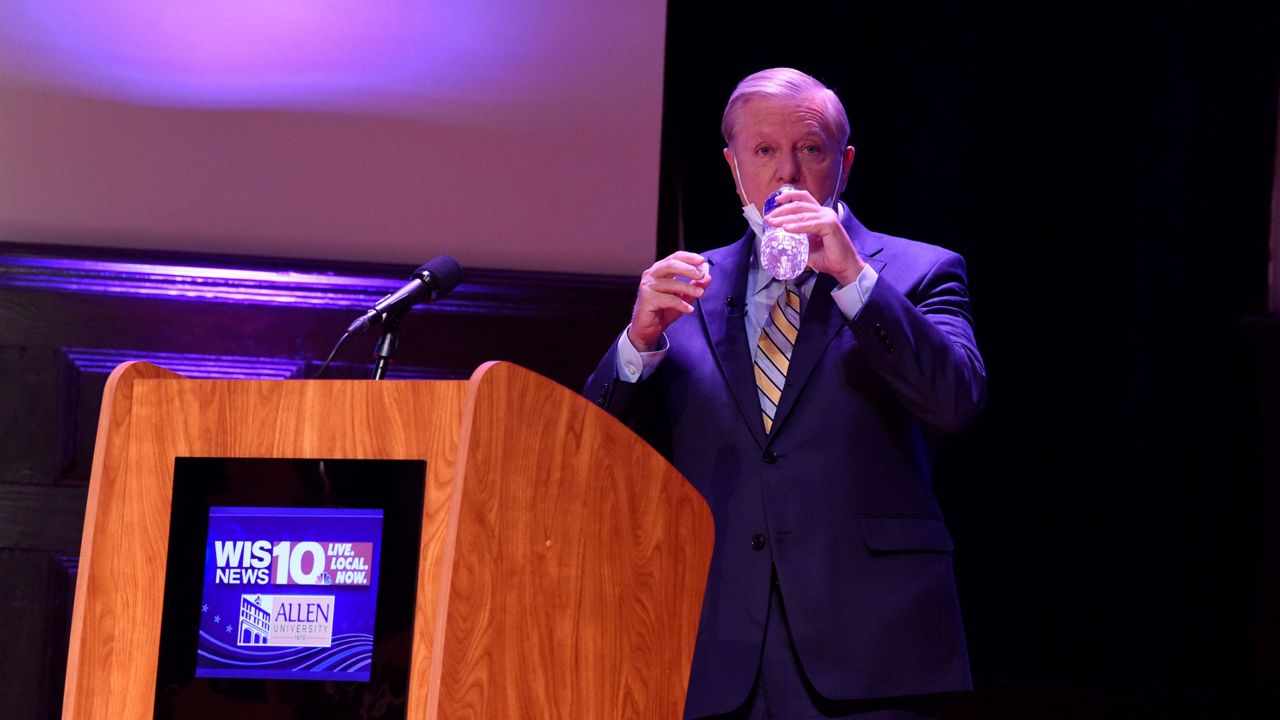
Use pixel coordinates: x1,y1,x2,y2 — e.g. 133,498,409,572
655,0,1280,716
1,1,1278,717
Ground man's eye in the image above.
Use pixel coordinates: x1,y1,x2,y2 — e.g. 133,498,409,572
756,146,773,156
803,145,822,154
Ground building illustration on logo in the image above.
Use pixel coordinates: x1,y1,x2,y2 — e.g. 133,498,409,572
238,594,271,646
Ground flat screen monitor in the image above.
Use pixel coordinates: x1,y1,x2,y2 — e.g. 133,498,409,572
195,506,384,682
153,457,426,719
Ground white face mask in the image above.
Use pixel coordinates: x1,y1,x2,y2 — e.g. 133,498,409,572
731,152,842,238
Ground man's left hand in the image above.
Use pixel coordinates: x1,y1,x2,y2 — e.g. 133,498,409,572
766,190,866,286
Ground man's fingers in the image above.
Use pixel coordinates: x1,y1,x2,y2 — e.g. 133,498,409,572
779,217,829,233
690,262,712,289
653,252,707,277
648,258,708,282
667,251,706,266
766,201,821,218
767,206,829,227
646,277,707,300
645,251,708,282
773,189,819,206
638,289,696,315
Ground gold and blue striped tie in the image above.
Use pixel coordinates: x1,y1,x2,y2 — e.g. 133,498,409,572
755,279,804,434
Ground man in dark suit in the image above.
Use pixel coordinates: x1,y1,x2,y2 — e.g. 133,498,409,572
585,68,986,719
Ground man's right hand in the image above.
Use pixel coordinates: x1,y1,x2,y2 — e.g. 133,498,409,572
627,251,711,352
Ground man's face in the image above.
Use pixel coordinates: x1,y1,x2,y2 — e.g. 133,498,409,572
723,95,854,210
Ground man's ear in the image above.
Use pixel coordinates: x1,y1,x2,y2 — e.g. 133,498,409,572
839,146,855,194
723,147,749,207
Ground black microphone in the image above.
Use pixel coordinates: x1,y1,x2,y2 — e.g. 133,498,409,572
725,295,747,317
347,255,462,334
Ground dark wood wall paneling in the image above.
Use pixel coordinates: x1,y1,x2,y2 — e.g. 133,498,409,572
0,241,636,719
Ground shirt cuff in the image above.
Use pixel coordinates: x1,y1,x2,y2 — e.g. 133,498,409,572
616,326,669,383
831,264,880,321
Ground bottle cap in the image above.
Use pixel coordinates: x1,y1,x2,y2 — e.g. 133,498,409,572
762,185,796,215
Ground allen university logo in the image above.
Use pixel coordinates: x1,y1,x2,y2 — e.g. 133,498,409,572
237,594,335,647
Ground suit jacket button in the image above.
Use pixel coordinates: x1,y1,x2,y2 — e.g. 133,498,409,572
763,450,778,464
751,534,767,551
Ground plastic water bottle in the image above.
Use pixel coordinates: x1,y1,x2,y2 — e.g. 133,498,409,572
760,185,808,280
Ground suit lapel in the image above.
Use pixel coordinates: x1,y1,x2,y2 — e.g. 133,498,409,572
844,210,888,277
698,234,768,449
767,209,887,442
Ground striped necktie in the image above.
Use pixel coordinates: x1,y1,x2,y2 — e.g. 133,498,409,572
754,276,806,434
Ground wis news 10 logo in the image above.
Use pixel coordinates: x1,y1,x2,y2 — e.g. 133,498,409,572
213,539,374,647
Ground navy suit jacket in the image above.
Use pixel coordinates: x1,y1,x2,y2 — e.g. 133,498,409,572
584,208,987,718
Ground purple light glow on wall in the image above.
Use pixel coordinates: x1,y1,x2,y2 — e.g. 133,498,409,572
0,1,508,110
0,254,398,308
0,251,622,318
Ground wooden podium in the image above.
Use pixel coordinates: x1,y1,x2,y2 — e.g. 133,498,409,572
62,361,713,719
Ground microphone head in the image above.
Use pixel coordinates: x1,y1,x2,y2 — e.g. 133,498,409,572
416,255,463,299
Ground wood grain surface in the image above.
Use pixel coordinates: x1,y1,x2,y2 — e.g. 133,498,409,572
63,360,711,719
430,362,714,720
62,362,467,719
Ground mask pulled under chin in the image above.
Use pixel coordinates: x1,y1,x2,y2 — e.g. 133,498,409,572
742,203,766,238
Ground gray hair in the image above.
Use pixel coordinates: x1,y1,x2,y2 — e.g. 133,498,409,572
721,67,850,148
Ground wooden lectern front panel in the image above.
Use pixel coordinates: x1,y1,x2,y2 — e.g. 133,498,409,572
431,362,714,720
63,362,466,719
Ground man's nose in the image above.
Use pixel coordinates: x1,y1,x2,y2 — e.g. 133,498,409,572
774,152,802,184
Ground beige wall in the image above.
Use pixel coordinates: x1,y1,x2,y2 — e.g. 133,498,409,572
0,1,667,276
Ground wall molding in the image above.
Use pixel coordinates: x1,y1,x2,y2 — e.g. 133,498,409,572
0,242,635,318
63,347,306,380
